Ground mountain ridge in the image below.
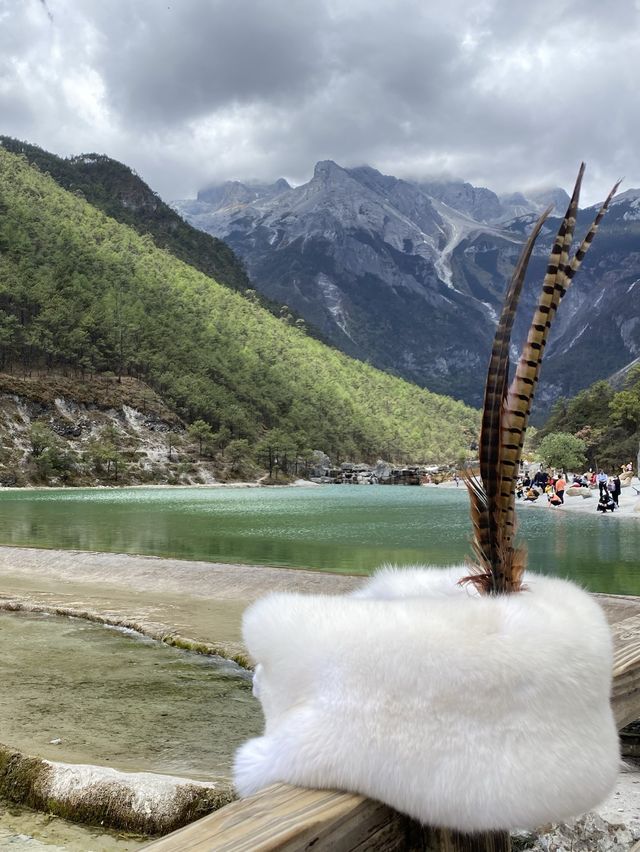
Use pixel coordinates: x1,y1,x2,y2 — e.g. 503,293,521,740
174,161,640,414
0,136,328,342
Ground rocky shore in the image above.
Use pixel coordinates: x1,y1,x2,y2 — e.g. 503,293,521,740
0,744,231,836
517,477,640,519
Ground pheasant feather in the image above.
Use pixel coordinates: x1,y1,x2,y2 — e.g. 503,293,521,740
466,210,550,591
464,167,618,595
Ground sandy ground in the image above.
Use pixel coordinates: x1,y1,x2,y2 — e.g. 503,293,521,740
0,546,362,658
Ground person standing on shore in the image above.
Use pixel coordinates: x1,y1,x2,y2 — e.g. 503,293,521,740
610,473,621,506
555,473,566,505
597,470,609,497
533,469,548,490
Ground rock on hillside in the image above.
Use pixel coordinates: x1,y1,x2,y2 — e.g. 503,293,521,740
0,373,221,487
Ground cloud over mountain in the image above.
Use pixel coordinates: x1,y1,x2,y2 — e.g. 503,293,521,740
1,0,639,203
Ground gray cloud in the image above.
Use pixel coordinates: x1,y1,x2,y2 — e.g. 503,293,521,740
86,0,332,125
1,0,639,203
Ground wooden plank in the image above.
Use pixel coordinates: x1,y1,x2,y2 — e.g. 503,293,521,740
432,832,510,852
611,614,640,728
144,784,432,851
612,668,640,728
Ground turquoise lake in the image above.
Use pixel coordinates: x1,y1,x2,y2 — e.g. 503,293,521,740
0,485,637,595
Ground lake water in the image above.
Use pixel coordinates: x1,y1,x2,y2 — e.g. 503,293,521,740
0,485,637,595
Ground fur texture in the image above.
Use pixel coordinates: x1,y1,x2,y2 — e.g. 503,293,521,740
234,566,619,831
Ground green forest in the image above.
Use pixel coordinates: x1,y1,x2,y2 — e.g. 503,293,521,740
0,146,480,468
535,367,640,471
0,136,251,295
0,136,322,339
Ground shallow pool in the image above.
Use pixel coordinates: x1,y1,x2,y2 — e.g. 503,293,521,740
0,611,262,781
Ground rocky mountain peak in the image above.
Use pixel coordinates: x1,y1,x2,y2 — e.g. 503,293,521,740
272,177,291,194
312,160,351,184
526,187,571,215
197,178,291,210
419,179,502,223
610,187,640,205
173,160,640,412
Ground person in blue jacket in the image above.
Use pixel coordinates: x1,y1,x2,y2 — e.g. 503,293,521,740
597,470,609,498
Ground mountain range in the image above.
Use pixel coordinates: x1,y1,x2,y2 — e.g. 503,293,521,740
174,162,640,414
0,140,480,472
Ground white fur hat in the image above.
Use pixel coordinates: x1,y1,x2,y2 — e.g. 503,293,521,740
234,566,618,832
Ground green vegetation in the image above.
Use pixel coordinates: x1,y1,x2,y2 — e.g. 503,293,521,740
0,135,250,294
188,419,215,456
536,368,640,470
86,424,128,482
0,147,479,465
536,432,587,472
0,136,322,337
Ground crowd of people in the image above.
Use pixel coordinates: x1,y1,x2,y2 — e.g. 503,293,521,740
515,462,634,513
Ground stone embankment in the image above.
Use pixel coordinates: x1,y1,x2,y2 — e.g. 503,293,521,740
0,743,233,835
0,372,220,487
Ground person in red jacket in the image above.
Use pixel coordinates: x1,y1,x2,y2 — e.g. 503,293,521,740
555,474,566,504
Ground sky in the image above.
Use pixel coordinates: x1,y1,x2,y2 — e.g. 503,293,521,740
1,0,639,204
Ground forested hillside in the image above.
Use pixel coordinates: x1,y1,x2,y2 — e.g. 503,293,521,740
0,137,320,340
0,147,479,466
536,366,640,471
0,136,250,294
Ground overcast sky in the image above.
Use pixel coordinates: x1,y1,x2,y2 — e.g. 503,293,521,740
1,0,638,204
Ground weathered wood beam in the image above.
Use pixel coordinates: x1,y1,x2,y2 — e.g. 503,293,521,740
142,783,512,851
432,832,510,852
143,784,432,851
611,614,640,728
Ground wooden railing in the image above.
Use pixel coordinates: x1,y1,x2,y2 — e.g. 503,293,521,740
143,784,509,851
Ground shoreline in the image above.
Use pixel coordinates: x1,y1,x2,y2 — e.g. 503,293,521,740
0,478,317,491
0,543,638,663
0,545,363,662
0,475,637,506
516,479,640,518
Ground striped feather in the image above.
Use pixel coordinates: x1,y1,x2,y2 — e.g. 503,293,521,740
466,210,550,591
496,167,584,550
498,178,621,544
463,166,618,595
